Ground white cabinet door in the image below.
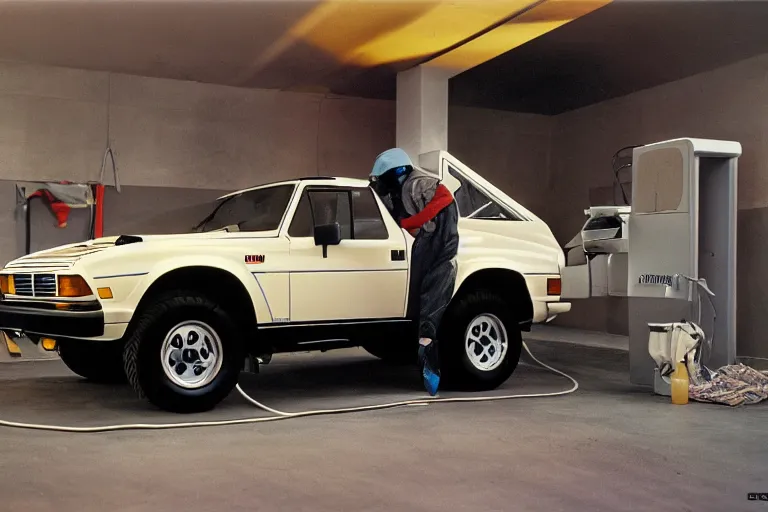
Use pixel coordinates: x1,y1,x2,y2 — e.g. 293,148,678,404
287,186,408,322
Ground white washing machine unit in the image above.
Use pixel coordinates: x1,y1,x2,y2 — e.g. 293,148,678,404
561,138,740,386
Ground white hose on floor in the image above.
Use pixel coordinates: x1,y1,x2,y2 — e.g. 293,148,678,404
0,342,578,433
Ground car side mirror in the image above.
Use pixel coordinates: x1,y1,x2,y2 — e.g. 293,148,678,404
314,222,342,258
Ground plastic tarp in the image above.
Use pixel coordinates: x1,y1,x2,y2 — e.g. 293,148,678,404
16,182,94,207
16,182,94,230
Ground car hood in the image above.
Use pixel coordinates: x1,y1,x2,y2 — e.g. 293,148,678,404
3,231,276,271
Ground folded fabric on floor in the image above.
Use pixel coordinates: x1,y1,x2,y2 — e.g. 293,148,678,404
689,364,768,406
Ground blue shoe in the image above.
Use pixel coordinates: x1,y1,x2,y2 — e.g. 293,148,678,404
423,364,440,396
418,343,440,396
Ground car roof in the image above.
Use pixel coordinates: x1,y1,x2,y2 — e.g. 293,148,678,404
217,176,370,200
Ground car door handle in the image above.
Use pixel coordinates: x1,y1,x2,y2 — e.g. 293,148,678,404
391,250,405,261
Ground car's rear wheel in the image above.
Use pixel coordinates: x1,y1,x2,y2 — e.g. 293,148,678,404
58,338,127,383
123,292,243,413
440,290,522,391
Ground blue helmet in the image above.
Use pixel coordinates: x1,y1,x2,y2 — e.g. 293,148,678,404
370,148,413,184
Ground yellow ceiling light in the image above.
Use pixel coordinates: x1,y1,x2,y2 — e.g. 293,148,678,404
284,0,545,68
248,0,612,87
426,0,613,75
285,1,441,65
345,1,537,68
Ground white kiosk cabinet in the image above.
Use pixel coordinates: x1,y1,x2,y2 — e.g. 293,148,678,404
627,138,739,385
559,138,740,386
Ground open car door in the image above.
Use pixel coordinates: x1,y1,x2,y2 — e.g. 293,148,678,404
417,150,543,223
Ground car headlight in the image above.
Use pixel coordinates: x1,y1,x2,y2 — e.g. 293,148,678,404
58,275,94,298
0,274,14,295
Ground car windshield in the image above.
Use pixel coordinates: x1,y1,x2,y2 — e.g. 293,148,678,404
194,184,295,233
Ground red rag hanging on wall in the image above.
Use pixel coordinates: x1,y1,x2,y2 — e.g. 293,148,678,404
28,189,71,228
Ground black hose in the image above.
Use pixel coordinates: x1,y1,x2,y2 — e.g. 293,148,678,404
611,145,640,206
24,198,31,255
87,184,96,239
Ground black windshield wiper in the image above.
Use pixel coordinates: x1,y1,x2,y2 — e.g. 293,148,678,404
192,196,233,232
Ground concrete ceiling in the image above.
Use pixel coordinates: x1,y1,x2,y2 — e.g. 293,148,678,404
0,0,608,99
451,0,768,115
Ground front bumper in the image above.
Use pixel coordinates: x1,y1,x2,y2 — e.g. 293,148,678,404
0,302,104,338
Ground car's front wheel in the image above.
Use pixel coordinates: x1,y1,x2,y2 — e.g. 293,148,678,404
123,292,243,413
440,290,522,391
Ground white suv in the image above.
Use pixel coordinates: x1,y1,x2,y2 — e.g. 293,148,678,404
0,151,569,413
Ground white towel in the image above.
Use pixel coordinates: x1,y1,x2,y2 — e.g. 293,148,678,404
648,322,704,378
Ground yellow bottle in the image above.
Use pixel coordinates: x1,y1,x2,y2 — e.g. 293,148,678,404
671,361,689,405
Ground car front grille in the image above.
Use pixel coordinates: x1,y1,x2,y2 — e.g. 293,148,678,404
12,273,57,297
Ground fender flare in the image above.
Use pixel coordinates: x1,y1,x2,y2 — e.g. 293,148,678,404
454,260,534,325
139,255,271,324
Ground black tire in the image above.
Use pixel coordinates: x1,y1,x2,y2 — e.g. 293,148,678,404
363,342,417,365
57,338,127,384
123,292,243,413
439,290,522,391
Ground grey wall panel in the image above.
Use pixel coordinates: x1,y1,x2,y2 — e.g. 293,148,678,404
0,62,108,184
736,206,768,361
448,106,553,216
0,62,396,189
0,181,21,266
102,185,230,236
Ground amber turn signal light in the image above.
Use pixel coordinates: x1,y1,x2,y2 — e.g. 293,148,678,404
58,275,93,298
97,287,113,300
547,278,562,296
0,275,14,295
41,338,57,351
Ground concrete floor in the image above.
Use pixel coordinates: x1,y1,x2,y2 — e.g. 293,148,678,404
0,337,766,512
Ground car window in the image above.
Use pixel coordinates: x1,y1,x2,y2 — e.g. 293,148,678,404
448,166,522,221
288,187,388,240
351,188,388,240
288,189,352,239
288,190,314,237
310,191,352,239
197,184,295,232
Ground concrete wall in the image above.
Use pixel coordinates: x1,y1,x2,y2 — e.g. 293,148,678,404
448,106,554,216
0,60,550,267
0,60,398,265
0,61,395,189
547,53,768,361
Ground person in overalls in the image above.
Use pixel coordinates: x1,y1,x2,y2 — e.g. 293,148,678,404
369,148,459,396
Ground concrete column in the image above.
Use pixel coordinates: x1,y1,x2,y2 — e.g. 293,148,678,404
395,66,450,159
